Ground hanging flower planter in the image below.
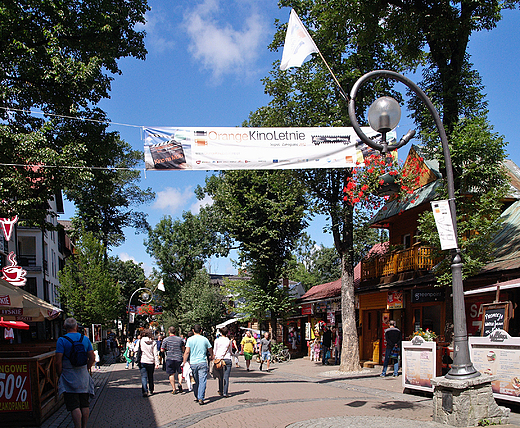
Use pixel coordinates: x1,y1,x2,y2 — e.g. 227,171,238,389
374,172,401,197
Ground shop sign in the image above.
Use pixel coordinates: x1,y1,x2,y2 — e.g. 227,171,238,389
0,362,32,412
402,336,436,392
327,310,335,325
411,288,444,304
387,291,403,309
469,330,520,403
301,303,313,316
481,302,511,337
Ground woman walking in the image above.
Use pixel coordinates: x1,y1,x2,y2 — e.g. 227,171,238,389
138,329,159,397
124,338,133,369
213,326,233,397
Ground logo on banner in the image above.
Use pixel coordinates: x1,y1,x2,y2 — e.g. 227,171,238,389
0,295,11,306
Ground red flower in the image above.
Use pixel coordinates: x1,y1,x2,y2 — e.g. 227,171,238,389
361,184,368,191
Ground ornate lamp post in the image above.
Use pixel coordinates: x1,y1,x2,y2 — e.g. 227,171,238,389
348,70,479,379
127,287,153,335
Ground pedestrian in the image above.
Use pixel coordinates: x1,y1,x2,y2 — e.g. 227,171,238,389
161,326,185,394
157,334,164,367
213,326,233,397
381,320,402,377
55,317,95,428
132,335,140,369
333,326,342,365
259,332,272,372
124,338,133,369
321,325,332,365
182,324,213,405
231,335,240,368
240,330,256,371
138,329,159,397
94,350,100,370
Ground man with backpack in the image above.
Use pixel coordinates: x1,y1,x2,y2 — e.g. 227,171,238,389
55,318,95,428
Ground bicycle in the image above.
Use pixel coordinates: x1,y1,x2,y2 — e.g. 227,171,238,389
270,343,291,363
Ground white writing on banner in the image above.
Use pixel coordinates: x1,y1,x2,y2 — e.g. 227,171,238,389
143,127,396,171
431,200,458,250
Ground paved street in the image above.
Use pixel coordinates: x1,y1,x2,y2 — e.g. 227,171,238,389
41,357,520,428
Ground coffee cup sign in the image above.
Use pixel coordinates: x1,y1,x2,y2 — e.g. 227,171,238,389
1,252,27,287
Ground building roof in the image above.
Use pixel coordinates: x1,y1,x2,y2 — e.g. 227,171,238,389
480,199,520,273
300,242,388,302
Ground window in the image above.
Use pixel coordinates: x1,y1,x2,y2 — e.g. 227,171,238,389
18,236,37,266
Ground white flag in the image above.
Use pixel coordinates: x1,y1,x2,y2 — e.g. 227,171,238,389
280,9,319,70
157,279,165,292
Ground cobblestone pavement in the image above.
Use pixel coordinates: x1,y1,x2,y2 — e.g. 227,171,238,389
39,356,520,428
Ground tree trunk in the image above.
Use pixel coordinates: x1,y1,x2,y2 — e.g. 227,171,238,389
339,207,361,372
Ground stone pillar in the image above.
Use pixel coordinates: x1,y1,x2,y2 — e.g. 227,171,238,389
431,375,510,427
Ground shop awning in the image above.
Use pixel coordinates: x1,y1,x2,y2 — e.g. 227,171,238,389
464,278,520,296
0,278,62,322
216,317,243,329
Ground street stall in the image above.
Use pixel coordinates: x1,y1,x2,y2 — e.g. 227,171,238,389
0,278,63,426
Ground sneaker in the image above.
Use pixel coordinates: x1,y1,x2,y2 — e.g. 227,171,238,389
380,374,386,377
198,399,205,405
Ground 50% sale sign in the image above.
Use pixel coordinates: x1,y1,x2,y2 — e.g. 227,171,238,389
0,364,32,412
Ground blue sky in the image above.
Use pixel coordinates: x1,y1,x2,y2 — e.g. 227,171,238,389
62,1,520,277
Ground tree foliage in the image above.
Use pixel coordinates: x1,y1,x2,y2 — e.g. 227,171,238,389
58,231,120,327
0,0,149,227
145,207,230,312
177,269,226,335
202,170,308,333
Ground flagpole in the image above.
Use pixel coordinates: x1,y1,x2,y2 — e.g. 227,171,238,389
315,50,349,102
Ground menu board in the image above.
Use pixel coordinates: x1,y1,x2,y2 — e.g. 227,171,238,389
469,329,520,403
481,303,510,336
402,336,437,392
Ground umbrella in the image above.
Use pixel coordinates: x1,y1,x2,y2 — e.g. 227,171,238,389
0,278,62,322
0,317,29,330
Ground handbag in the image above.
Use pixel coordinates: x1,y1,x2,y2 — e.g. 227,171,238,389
134,341,142,368
214,358,225,369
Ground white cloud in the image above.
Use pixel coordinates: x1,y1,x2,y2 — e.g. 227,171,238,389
190,194,213,214
183,0,270,79
119,253,154,278
152,186,194,214
141,8,176,54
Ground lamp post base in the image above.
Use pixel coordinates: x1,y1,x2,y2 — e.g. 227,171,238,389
432,375,510,427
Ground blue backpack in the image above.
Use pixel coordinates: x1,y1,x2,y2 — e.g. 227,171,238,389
64,334,88,366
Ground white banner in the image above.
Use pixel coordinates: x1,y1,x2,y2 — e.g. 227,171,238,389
143,126,395,171
431,200,458,250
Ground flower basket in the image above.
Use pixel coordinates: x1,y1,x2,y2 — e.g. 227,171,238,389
411,328,437,341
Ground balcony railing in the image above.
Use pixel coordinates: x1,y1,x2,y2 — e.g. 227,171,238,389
361,245,442,281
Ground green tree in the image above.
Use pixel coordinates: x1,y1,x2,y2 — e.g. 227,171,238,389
64,123,155,250
108,256,147,323
0,0,149,226
202,170,308,335
177,269,226,335
145,208,230,313
58,231,120,326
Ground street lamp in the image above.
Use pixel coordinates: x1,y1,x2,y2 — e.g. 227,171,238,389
127,287,153,335
348,70,479,379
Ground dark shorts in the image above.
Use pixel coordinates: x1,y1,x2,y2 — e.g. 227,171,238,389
165,359,183,375
64,392,90,411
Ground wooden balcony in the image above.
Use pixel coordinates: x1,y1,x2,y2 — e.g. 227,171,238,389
361,245,442,282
